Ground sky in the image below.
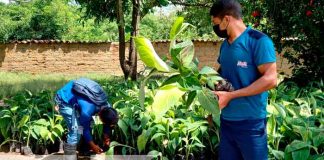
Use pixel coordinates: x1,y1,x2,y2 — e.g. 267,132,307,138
154,5,183,16
0,0,9,3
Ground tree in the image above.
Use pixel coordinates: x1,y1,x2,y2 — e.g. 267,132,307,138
75,0,169,80
0,0,121,43
265,0,323,84
0,0,75,41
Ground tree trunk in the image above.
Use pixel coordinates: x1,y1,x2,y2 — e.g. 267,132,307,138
116,0,130,79
116,0,140,80
128,0,140,80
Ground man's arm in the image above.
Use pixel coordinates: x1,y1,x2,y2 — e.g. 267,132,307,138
215,62,277,109
78,97,103,153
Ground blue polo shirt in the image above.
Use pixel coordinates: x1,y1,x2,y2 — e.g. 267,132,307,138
218,26,276,121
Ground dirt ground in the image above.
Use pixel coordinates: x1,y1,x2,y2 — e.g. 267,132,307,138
0,152,105,160
0,152,154,160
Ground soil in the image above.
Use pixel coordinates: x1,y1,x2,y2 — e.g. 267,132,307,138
0,152,104,160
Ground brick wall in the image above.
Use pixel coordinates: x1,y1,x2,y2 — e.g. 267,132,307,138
0,41,291,75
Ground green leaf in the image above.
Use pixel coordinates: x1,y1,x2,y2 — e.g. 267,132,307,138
51,130,59,139
193,142,205,148
285,140,310,153
212,113,221,127
184,76,201,87
106,141,135,155
199,66,219,75
0,117,10,129
139,82,146,108
30,130,38,140
170,40,193,68
272,102,287,118
119,107,132,118
309,154,324,160
140,115,150,128
54,124,64,133
48,133,55,144
18,115,30,128
271,149,284,160
39,127,49,140
150,132,165,142
292,125,309,141
178,41,194,67
0,127,9,139
208,75,224,83
170,40,192,56
199,126,208,134
139,70,158,108
292,148,310,160
10,106,18,113
153,124,166,132
162,74,182,86
0,110,11,117
52,126,64,137
207,78,215,90
197,88,219,115
186,91,197,107
313,133,324,147
35,119,50,126
107,147,114,155
137,130,149,153
134,37,170,72
152,83,186,119
118,119,128,138
170,17,184,40
147,150,160,158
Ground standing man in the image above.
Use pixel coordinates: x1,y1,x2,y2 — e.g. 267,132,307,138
210,0,277,159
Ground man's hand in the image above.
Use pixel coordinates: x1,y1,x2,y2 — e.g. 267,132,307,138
214,91,234,110
89,141,103,154
54,105,59,112
91,144,103,154
103,134,111,147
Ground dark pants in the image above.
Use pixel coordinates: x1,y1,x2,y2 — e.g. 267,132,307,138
219,117,268,160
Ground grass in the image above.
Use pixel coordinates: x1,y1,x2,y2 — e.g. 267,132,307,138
0,72,123,98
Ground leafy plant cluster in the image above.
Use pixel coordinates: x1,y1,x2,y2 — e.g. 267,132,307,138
101,78,220,159
101,77,324,160
0,90,64,154
0,77,322,159
267,80,324,160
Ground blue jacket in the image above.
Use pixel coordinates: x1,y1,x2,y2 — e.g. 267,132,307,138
57,80,111,143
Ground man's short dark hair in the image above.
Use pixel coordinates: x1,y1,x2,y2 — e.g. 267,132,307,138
100,107,119,125
209,0,242,19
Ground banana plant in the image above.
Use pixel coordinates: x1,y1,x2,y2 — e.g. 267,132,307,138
267,80,324,160
30,115,64,148
134,17,224,122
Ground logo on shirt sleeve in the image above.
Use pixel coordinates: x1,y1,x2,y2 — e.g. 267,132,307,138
237,61,248,68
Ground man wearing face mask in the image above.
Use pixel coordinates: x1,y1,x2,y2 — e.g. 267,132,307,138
210,0,277,159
